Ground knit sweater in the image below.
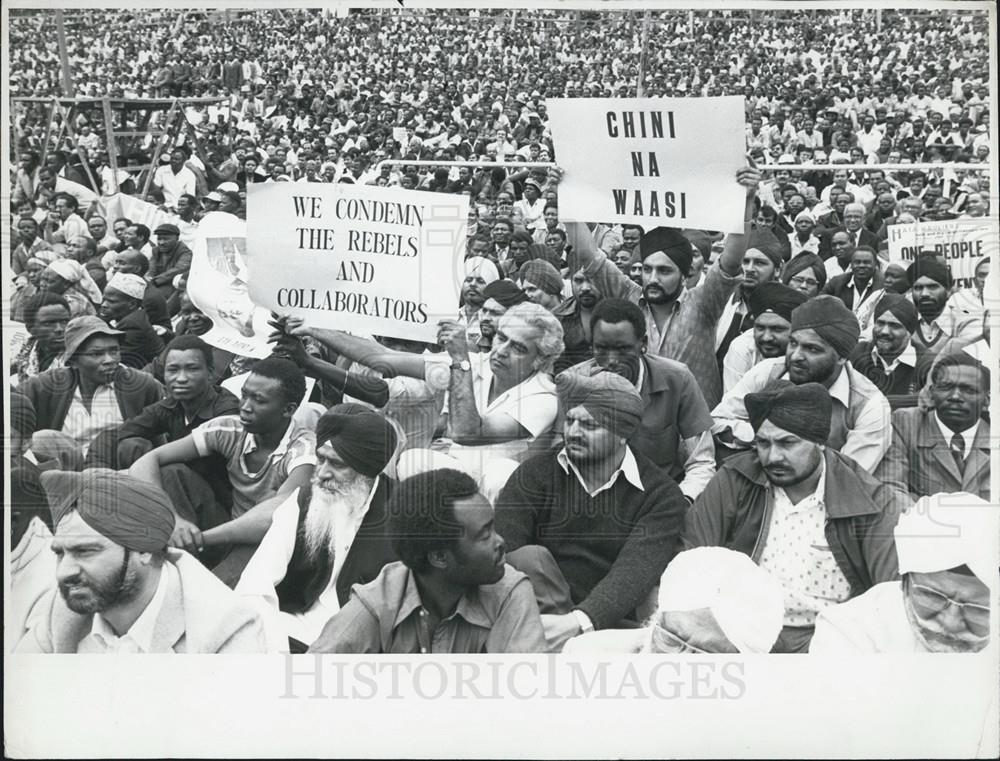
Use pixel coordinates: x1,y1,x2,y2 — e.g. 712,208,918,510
495,448,688,630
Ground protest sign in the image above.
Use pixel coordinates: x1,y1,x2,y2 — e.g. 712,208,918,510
187,211,274,358
546,96,747,233
392,127,409,145
246,183,467,342
99,193,198,247
886,218,996,289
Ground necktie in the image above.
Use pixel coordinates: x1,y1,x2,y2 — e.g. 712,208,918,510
950,433,965,473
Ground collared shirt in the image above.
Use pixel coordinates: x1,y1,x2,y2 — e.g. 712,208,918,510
236,482,380,648
153,164,197,208
715,290,750,350
758,462,852,627
933,411,980,455
871,343,917,374
79,565,170,654
61,382,124,455
192,415,316,516
556,446,644,498
117,386,240,445
722,329,763,394
847,276,878,314
310,561,545,654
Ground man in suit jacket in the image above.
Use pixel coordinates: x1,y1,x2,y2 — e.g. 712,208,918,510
235,405,400,652
876,352,990,501
16,469,267,653
820,203,880,259
822,246,884,314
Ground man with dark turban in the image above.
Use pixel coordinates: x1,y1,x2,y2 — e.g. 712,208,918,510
906,253,980,364
17,469,267,653
722,282,808,393
557,166,763,408
685,382,903,653
517,258,565,311
849,292,921,409
781,251,827,298
496,369,690,651
713,295,892,470
474,279,529,353
236,405,400,651
716,225,786,364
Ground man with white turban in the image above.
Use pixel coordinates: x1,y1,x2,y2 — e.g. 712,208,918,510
811,493,996,653
459,256,501,347
563,547,786,653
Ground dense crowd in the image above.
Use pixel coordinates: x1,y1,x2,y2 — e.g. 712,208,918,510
6,8,995,658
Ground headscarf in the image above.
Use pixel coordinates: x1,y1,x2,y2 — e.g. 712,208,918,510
748,282,809,322
656,547,785,654
896,493,999,593
555,368,643,438
794,210,815,225
46,258,103,305
40,469,175,552
790,295,861,358
873,292,919,333
746,381,832,444
781,252,827,290
463,256,500,285
681,229,712,261
315,404,398,477
27,249,60,269
640,226,692,275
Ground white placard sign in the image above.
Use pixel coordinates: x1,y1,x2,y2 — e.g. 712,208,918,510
886,218,995,289
546,96,747,233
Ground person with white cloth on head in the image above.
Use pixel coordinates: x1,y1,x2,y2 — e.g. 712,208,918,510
563,547,786,654
811,493,996,654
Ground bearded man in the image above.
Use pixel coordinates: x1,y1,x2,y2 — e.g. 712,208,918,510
235,405,399,652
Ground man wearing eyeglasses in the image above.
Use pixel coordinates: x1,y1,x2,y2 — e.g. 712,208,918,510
18,316,165,471
876,352,990,501
811,493,994,653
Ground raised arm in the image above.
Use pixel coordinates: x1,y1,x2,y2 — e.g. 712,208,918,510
716,165,762,277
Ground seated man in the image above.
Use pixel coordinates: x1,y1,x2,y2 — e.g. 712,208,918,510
552,267,604,373
563,547,785,654
282,302,563,502
712,295,892,471
517,259,565,312
876,352,990,501
811,493,994,653
128,357,316,586
17,469,268,653
20,316,164,471
107,248,172,331
496,370,689,651
9,291,70,386
236,405,399,651
849,292,921,409
722,282,808,394
99,272,165,369
86,335,240,472
309,469,545,654
559,298,715,501
473,279,529,353
685,382,903,653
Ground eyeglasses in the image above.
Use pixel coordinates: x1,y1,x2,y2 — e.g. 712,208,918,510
789,275,819,288
908,582,990,636
650,623,709,654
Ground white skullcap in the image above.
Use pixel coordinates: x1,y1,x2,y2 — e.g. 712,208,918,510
794,210,815,224
657,547,785,654
463,256,500,285
106,272,147,300
895,493,999,592
217,181,239,193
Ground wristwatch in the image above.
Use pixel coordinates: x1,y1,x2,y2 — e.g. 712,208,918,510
572,609,594,635
451,359,471,372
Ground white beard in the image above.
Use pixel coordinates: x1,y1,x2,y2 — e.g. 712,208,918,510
303,473,376,564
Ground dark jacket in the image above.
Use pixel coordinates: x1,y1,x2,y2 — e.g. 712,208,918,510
148,241,193,288
683,449,904,599
117,386,240,445
848,340,919,410
115,308,165,369
822,271,884,311
276,476,397,615
21,365,164,432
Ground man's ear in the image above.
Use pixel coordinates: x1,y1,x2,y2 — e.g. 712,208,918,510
283,401,299,418
427,549,449,572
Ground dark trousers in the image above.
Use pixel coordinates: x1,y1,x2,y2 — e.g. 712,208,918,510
771,625,814,654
